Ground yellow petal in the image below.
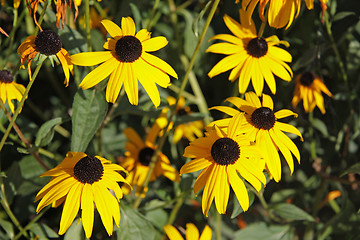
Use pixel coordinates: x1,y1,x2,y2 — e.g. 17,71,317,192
81,184,94,239
121,17,136,36
141,52,178,79
163,225,183,240
71,51,113,66
123,63,139,105
79,57,118,89
199,225,212,240
101,19,122,38
186,223,200,240
142,36,168,52
228,167,249,211
180,158,212,174
105,62,123,103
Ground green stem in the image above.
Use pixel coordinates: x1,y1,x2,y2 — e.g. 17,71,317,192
166,197,184,226
308,112,317,160
132,0,221,209
180,55,212,125
85,0,92,52
0,177,28,238
258,7,268,38
13,206,49,240
147,0,161,30
0,62,43,154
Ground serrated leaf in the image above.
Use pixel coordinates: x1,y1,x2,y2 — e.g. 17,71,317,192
270,203,314,222
0,218,14,239
340,162,360,177
71,89,108,152
35,117,63,147
30,223,59,239
231,191,255,218
116,205,155,240
234,222,292,240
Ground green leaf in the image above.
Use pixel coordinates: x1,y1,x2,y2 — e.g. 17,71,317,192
35,117,63,147
0,218,14,239
311,118,329,137
71,89,108,152
116,204,155,240
340,162,360,177
30,223,59,239
231,191,255,218
234,222,292,240
64,219,84,240
333,12,355,22
270,203,315,222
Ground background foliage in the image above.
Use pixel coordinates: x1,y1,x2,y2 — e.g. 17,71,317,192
0,0,360,239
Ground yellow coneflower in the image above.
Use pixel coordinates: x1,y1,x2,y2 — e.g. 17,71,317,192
71,17,178,107
209,92,303,182
35,152,130,238
0,70,25,113
292,71,332,114
164,223,212,240
207,10,292,96
181,113,266,216
17,29,73,84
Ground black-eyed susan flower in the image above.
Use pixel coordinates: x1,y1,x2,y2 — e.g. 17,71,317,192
167,96,204,143
181,113,266,216
164,223,212,240
118,118,180,196
17,29,73,84
0,70,26,113
292,72,332,114
35,152,130,238
209,92,303,182
206,10,292,96
71,17,178,107
241,0,301,29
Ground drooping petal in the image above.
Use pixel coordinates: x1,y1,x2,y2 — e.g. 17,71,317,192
101,19,122,38
80,184,94,239
141,52,178,79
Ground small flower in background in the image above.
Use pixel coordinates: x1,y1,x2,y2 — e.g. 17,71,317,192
78,6,109,36
167,96,204,143
164,223,212,240
209,92,303,182
207,9,292,96
241,0,301,29
181,113,266,216
27,0,78,29
1,0,21,8
292,71,332,114
0,70,26,113
17,29,73,84
71,17,178,107
118,118,180,196
35,152,130,238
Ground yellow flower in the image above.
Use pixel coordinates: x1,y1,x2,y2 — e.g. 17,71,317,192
35,152,130,238
181,113,266,216
292,72,332,114
242,0,301,29
17,30,73,85
209,92,303,182
0,70,26,113
164,223,212,240
71,17,178,107
118,118,180,196
167,96,204,143
207,10,292,96
1,0,21,8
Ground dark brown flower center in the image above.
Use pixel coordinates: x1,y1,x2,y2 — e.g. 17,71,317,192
115,35,142,62
0,70,14,83
299,72,315,86
246,37,268,58
74,156,104,184
138,147,154,166
177,108,187,116
34,30,62,56
211,137,240,165
251,107,276,130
